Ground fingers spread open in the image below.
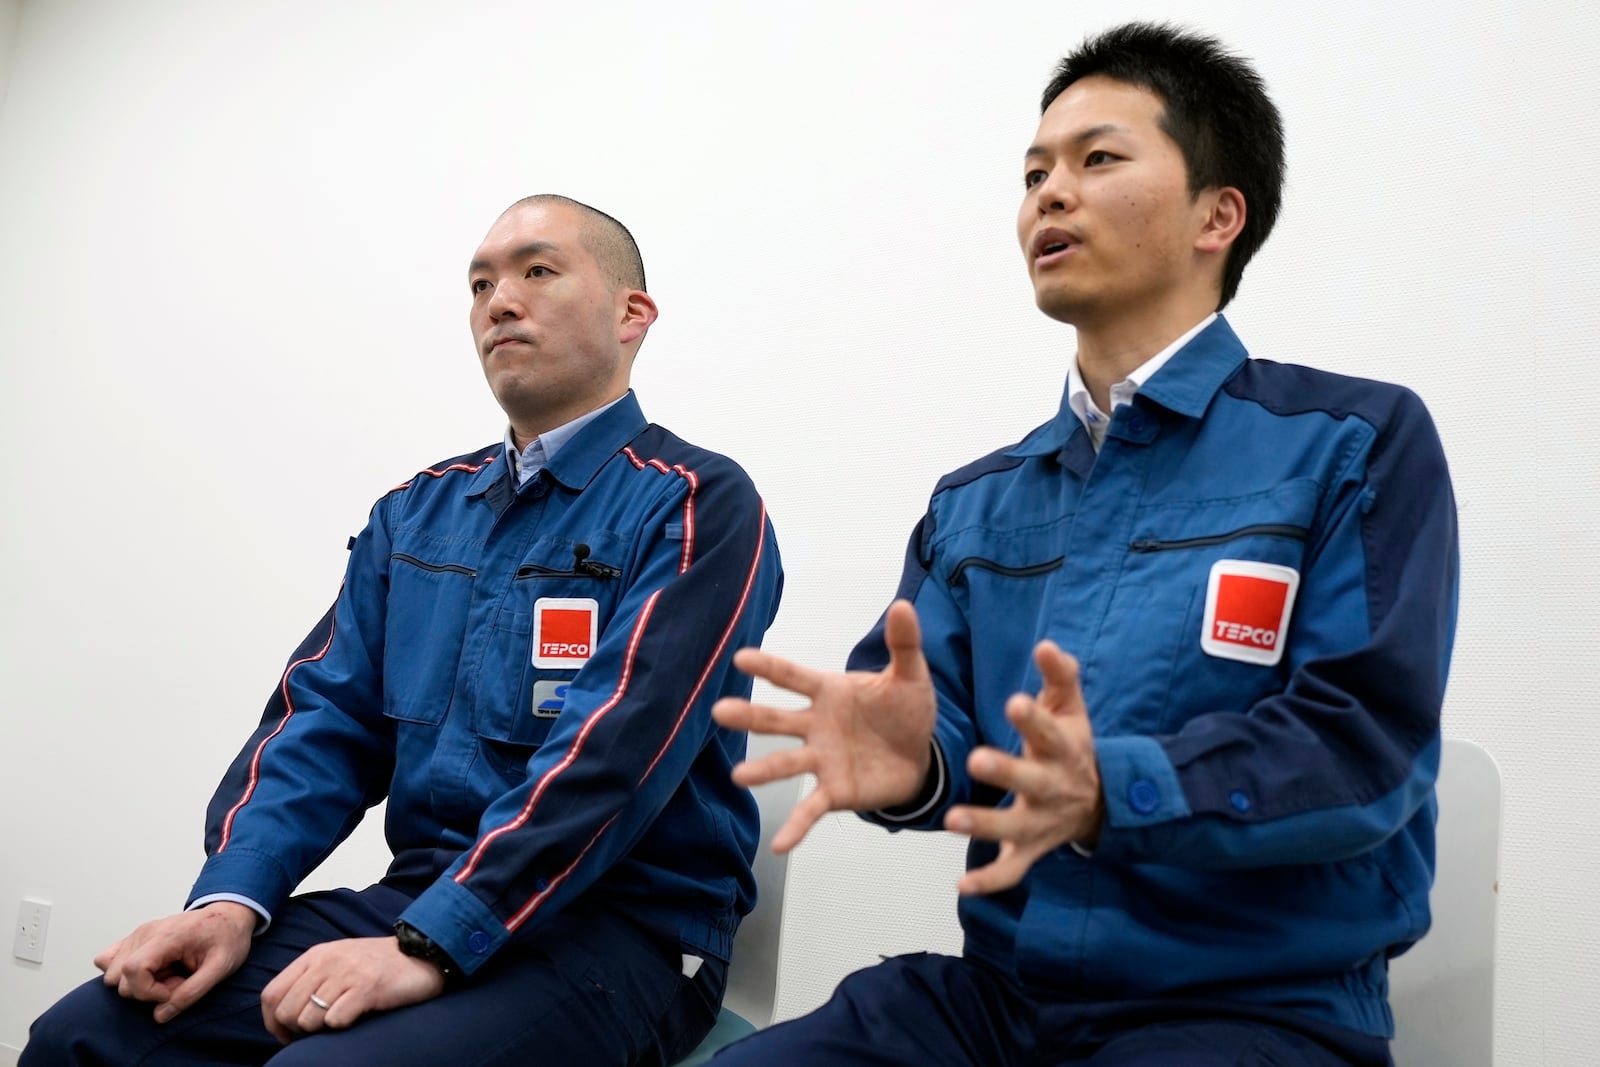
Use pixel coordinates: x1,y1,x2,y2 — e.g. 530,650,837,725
1032,641,1085,716
883,601,930,684
1004,694,1072,761
732,648,822,697
730,745,815,788
712,698,811,738
957,845,1037,897
967,742,1058,799
771,787,830,854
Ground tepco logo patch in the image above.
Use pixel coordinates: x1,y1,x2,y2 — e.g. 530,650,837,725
1200,560,1300,667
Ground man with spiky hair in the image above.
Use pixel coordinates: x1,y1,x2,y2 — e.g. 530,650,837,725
22,196,784,1066
714,23,1455,1066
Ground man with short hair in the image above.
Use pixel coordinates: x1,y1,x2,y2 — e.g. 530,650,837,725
23,195,784,1066
713,23,1455,1066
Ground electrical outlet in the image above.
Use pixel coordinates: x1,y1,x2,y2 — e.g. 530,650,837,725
13,898,51,963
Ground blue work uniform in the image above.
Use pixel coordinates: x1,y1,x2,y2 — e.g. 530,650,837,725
717,316,1457,1066
25,391,785,1066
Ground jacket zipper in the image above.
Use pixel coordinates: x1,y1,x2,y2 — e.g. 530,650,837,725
1128,524,1308,553
391,552,476,577
515,560,621,580
949,556,1064,588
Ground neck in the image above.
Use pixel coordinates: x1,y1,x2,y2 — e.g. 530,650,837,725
1071,299,1216,412
508,389,627,453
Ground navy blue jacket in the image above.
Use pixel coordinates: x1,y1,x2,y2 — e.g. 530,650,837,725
856,318,1457,1037
190,393,784,975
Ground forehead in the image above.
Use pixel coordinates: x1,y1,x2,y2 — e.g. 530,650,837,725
470,203,591,268
1034,75,1169,142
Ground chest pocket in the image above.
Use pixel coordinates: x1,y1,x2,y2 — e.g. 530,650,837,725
473,540,625,775
383,550,476,726
939,526,1067,737
1116,480,1322,732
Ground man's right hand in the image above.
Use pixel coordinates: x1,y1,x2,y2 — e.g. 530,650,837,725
95,902,256,1024
712,599,937,853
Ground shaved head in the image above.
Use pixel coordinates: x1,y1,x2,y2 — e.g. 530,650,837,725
504,194,646,293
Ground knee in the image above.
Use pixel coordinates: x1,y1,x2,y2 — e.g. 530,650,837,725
20,978,140,1067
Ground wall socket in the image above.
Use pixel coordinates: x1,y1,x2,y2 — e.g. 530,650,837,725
13,898,51,964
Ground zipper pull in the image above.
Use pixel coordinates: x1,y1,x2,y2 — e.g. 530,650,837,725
573,543,621,579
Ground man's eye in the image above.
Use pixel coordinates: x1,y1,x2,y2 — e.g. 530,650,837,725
471,279,491,295
528,265,551,278
1085,150,1115,166
1024,169,1047,189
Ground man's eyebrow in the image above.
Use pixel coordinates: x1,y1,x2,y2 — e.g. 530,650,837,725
1024,124,1130,160
467,241,563,277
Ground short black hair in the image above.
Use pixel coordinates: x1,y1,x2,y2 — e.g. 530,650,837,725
1042,22,1284,309
509,194,647,293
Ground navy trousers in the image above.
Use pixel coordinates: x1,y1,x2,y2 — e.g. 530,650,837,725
710,953,1393,1067
22,884,723,1067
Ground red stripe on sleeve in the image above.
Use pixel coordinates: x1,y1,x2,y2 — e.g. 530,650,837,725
216,597,341,851
504,502,768,930
452,589,664,885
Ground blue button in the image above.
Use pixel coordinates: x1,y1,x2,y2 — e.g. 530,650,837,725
1087,412,1100,423
1128,414,1147,433
1229,790,1251,813
1128,779,1160,814
467,930,491,955
535,877,549,892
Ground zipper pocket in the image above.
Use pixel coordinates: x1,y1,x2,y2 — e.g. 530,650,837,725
948,556,1064,588
391,552,476,577
516,559,621,581
1128,523,1308,553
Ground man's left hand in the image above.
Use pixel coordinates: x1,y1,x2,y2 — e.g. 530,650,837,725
945,640,1105,896
260,936,447,1043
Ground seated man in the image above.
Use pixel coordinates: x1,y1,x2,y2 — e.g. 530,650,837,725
24,195,784,1067
713,23,1455,1067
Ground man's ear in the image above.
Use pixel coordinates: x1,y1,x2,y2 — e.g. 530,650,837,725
617,289,659,347
1195,186,1246,255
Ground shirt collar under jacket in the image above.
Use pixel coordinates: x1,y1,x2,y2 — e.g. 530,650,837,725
1011,314,1248,462
469,390,649,500
1066,313,1218,451
502,394,630,486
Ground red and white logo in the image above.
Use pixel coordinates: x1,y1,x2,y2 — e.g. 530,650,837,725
532,597,599,669
1200,560,1299,667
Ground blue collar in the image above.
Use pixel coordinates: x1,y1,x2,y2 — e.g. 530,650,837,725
466,390,649,498
1010,315,1249,459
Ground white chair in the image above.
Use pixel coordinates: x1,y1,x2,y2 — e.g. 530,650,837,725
674,771,801,1066
1389,736,1502,1067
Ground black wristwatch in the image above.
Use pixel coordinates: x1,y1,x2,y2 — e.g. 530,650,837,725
393,920,460,983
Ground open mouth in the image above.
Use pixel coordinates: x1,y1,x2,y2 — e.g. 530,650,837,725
1032,228,1079,266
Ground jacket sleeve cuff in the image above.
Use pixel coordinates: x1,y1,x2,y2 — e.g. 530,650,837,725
872,740,948,823
398,876,511,978
187,893,272,933
1092,735,1192,858
186,848,295,922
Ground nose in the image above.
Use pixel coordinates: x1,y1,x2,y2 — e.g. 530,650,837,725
1033,164,1077,215
487,281,522,323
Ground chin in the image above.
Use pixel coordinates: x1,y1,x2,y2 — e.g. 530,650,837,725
1033,288,1090,326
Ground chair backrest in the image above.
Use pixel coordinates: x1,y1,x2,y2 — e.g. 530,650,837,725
1389,736,1502,1067
721,770,803,1026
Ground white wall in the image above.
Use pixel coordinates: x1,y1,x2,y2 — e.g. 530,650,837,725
1,1,1594,1063
0,0,20,116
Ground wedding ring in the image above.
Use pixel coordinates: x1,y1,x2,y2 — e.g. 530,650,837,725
309,993,332,1010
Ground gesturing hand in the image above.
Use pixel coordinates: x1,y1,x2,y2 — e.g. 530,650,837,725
260,936,447,1044
94,902,256,1024
713,600,938,853
945,640,1104,896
